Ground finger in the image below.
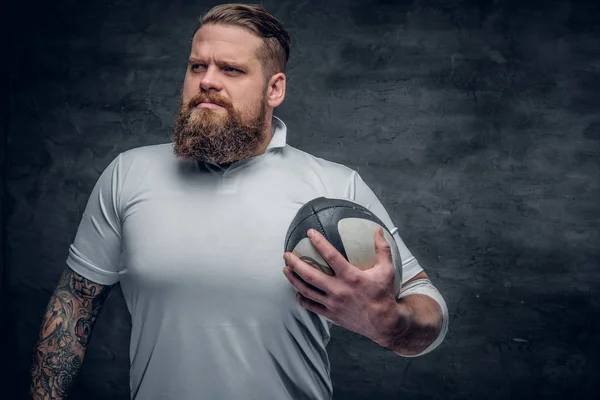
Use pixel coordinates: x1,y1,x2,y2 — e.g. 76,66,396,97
374,227,393,266
295,292,333,319
283,266,329,306
307,229,352,277
284,252,331,293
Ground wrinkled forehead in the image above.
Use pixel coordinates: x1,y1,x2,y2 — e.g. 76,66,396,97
191,23,262,65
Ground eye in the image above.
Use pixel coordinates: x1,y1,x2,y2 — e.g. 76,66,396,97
190,64,205,72
224,66,241,73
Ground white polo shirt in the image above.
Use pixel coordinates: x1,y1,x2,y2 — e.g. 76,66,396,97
66,115,423,400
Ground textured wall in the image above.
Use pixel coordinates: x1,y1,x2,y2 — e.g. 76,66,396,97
1,0,9,390
6,0,600,399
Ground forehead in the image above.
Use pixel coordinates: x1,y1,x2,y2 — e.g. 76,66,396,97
191,23,262,65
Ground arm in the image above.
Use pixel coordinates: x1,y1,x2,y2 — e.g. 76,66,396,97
349,172,449,356
380,271,448,357
30,266,113,400
283,229,449,357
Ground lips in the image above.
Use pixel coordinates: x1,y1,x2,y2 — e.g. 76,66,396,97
195,100,221,107
196,102,224,112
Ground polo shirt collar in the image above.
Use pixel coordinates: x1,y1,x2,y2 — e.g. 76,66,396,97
266,115,287,152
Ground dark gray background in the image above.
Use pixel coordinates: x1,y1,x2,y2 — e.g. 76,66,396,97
4,0,599,399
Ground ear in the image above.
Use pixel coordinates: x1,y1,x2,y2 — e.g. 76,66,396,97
265,73,286,108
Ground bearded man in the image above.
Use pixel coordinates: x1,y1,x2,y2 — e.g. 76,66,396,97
30,4,449,399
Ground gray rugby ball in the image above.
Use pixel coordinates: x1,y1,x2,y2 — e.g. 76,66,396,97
284,197,402,296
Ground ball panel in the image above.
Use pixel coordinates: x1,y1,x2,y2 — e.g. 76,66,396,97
285,204,320,253
284,197,353,262
290,238,333,276
337,218,380,270
338,218,403,296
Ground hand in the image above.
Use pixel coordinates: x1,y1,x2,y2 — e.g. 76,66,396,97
282,227,409,347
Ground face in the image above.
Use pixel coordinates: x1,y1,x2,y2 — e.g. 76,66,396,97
172,23,283,165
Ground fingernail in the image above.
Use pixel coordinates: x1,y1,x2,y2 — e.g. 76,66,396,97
307,229,314,238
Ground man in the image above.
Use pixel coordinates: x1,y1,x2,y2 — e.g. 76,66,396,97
30,4,449,399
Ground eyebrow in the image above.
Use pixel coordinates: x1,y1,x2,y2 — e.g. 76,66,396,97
188,58,248,70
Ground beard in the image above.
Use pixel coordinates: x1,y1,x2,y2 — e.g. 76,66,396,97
171,91,268,165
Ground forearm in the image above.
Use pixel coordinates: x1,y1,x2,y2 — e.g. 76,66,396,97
385,293,444,356
30,268,111,399
30,298,87,400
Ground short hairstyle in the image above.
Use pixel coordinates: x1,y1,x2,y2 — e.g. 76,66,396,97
194,3,291,82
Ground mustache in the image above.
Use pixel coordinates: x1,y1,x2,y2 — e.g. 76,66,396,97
186,93,231,109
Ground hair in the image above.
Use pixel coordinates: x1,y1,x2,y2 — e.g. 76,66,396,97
194,3,291,83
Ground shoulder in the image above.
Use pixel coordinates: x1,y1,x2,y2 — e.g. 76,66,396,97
110,142,176,173
94,143,177,189
118,142,174,163
281,145,359,181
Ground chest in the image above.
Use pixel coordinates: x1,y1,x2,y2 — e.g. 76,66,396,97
117,174,328,320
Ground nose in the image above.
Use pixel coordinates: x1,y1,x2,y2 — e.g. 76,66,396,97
199,65,223,93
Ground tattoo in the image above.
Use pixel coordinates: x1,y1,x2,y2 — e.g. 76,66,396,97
388,295,442,356
30,268,112,399
74,318,92,347
299,255,334,276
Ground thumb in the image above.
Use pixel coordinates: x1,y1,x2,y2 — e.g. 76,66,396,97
374,227,393,266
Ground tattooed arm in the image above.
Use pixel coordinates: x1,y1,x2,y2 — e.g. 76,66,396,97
30,266,113,400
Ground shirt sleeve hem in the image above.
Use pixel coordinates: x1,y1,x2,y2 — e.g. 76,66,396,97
66,245,120,285
401,256,424,284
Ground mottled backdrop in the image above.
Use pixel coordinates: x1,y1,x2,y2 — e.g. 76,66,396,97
4,0,599,399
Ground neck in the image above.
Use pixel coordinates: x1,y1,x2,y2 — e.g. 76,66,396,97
255,117,273,157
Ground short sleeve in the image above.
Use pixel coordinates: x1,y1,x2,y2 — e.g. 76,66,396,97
66,154,126,285
351,171,423,283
